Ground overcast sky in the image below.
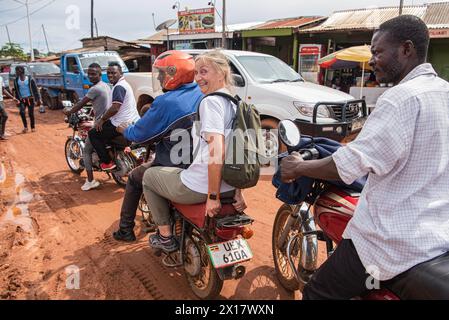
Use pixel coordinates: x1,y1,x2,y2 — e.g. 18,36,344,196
0,0,445,53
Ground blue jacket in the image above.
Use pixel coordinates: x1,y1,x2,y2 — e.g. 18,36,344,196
272,136,366,205
124,83,203,167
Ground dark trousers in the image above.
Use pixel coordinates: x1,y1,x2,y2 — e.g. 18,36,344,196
19,99,35,129
88,120,121,164
0,102,8,136
302,239,372,300
119,162,154,232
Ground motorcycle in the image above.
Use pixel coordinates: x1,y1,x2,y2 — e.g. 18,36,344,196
271,119,400,300
140,195,255,299
63,102,147,187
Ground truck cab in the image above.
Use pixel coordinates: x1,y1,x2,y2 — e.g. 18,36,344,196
36,51,128,109
60,51,129,99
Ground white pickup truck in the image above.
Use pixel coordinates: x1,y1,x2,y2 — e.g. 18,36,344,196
124,49,367,154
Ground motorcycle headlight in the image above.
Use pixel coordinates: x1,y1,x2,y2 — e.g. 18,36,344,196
293,102,331,118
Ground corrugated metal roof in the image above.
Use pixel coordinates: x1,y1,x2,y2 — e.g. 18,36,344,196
245,16,324,30
424,2,449,28
301,5,427,33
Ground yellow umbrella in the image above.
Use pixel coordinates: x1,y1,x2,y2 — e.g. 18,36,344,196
319,45,372,98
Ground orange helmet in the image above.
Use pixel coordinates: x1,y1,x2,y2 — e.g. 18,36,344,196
152,50,195,92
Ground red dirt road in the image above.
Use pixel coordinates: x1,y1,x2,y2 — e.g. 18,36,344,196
0,100,322,300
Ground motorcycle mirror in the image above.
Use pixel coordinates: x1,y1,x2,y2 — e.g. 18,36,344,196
278,120,301,147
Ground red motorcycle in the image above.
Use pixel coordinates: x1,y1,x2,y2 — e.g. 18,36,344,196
272,120,400,300
63,103,147,187
140,196,254,299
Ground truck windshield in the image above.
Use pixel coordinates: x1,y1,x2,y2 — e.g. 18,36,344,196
79,53,128,72
29,63,60,75
236,55,303,83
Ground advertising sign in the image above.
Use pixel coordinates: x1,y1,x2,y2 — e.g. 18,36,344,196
178,8,215,34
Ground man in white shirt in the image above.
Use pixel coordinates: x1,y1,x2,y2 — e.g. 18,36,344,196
281,15,449,299
88,62,140,171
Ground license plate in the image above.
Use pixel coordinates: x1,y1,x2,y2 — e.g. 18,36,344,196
207,239,253,269
351,117,366,131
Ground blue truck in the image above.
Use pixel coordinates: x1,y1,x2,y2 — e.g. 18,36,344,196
35,51,128,109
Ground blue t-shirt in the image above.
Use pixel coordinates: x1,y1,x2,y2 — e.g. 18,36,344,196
18,77,32,98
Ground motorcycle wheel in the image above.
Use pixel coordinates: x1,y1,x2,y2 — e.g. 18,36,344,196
64,138,84,174
111,151,136,188
272,204,301,292
138,194,157,232
184,230,223,299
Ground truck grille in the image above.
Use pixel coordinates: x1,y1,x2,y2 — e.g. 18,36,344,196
330,103,361,121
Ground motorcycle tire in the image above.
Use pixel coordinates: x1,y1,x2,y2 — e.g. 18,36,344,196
272,204,301,292
64,138,84,174
111,151,137,188
184,231,223,299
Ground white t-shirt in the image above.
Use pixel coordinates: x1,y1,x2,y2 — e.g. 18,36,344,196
0,76,3,102
110,77,140,127
180,89,237,194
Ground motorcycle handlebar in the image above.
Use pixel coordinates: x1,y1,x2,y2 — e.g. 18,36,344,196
299,148,319,161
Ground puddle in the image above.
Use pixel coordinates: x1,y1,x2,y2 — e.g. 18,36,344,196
0,162,36,234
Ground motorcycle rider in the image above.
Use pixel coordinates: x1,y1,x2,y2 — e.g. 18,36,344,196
281,15,449,300
112,51,204,242
64,63,111,191
88,62,140,171
142,50,247,253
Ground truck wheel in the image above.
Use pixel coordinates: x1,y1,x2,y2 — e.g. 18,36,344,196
261,118,286,165
41,89,57,110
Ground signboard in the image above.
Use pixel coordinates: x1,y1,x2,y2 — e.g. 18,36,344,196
178,8,215,34
429,28,449,39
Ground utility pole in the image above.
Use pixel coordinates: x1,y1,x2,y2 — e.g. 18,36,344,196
42,24,50,53
91,0,94,39
12,0,34,61
399,0,404,15
94,18,99,37
222,0,226,49
5,26,12,44
25,0,34,61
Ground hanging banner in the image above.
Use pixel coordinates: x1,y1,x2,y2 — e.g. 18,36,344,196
178,8,215,34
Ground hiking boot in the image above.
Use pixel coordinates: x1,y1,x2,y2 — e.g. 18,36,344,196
81,179,100,191
112,229,136,242
100,161,116,171
149,232,179,253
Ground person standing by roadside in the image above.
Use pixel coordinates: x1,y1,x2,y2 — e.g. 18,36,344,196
64,63,111,191
0,74,19,140
13,66,42,133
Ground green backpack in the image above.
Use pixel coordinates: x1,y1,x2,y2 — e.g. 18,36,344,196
196,92,264,189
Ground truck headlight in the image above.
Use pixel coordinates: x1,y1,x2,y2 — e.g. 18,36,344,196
293,102,331,118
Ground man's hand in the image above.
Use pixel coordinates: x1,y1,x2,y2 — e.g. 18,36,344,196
206,198,222,217
13,98,19,104
280,151,304,183
95,118,105,132
233,189,247,212
116,122,129,134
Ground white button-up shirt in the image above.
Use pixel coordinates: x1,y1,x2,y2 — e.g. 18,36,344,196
332,63,449,281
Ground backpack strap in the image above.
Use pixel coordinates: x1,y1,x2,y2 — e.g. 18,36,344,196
196,92,241,122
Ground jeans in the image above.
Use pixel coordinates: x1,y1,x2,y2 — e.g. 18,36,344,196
83,137,94,173
118,161,154,232
0,101,8,136
88,120,121,164
18,98,35,129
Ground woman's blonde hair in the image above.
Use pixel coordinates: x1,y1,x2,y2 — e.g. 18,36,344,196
194,50,234,90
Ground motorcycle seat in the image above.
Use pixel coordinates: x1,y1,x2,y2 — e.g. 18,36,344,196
172,199,238,229
385,251,449,299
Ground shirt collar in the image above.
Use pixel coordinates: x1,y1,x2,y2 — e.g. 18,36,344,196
399,63,437,85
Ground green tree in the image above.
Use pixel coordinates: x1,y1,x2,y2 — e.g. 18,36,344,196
0,42,27,60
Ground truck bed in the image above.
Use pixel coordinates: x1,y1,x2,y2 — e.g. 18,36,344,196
35,73,64,89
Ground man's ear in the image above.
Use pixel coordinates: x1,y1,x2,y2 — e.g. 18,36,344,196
402,40,415,58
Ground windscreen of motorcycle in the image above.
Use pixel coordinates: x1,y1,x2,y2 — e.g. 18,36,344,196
151,66,169,94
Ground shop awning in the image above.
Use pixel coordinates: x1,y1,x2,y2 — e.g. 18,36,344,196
318,45,372,69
